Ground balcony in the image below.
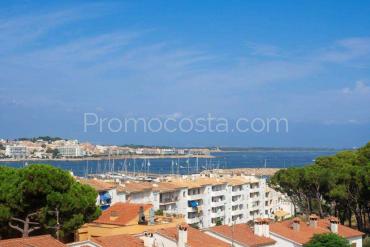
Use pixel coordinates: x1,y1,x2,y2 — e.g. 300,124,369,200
231,190,243,196
159,197,178,205
232,195,242,203
187,206,202,213
187,217,201,224
250,203,260,209
211,190,225,197
231,208,244,215
187,193,203,200
211,200,225,207
211,210,224,218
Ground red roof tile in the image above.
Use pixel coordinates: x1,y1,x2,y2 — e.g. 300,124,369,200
157,226,229,247
94,202,152,226
210,224,276,247
270,218,364,245
0,235,66,247
92,234,144,247
79,179,116,192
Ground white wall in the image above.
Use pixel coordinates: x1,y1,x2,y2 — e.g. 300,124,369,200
347,236,362,247
114,176,292,230
141,233,177,247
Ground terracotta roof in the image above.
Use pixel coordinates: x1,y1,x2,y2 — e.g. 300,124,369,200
94,202,152,226
92,234,144,247
227,177,249,186
117,182,153,194
152,182,185,192
0,235,66,247
270,218,364,245
209,224,276,247
169,178,227,189
79,179,116,192
90,176,259,195
157,226,229,247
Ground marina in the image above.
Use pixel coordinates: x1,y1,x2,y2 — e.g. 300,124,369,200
0,150,337,177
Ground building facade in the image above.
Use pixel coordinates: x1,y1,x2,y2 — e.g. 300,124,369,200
5,145,27,159
92,175,293,229
57,145,85,157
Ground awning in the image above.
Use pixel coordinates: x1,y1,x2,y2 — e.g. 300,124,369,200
188,201,199,208
100,192,111,201
101,204,110,211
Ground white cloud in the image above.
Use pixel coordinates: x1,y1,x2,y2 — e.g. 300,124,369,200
319,37,370,63
1,4,370,124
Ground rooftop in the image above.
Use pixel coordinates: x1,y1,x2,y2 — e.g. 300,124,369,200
157,226,229,247
79,179,116,192
117,181,154,194
209,224,276,247
270,218,364,245
92,234,144,247
0,235,66,247
89,175,263,195
94,202,152,226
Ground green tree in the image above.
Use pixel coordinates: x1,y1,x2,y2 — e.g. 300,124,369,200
215,217,223,226
0,165,100,240
303,233,350,247
269,141,370,233
269,167,310,215
363,237,370,247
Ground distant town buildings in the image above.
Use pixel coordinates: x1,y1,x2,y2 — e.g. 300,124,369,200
0,137,212,160
5,145,27,159
57,145,85,157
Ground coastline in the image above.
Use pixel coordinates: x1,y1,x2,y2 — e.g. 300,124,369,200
0,154,214,162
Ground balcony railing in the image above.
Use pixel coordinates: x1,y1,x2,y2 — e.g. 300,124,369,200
160,197,178,204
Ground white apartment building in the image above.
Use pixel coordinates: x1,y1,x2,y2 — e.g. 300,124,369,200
57,145,85,157
105,175,293,229
5,145,28,158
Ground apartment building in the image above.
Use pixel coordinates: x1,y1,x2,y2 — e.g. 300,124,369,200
57,145,85,157
5,145,28,158
79,179,121,210
96,175,293,229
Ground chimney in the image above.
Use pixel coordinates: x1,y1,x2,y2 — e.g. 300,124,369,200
329,216,339,234
262,219,270,238
292,217,300,231
109,211,119,221
138,206,147,225
144,231,154,247
254,218,264,237
177,223,188,247
309,214,318,228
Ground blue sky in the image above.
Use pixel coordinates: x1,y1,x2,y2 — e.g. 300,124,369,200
0,1,369,147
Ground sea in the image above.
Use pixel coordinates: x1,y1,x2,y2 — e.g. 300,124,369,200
0,151,338,177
